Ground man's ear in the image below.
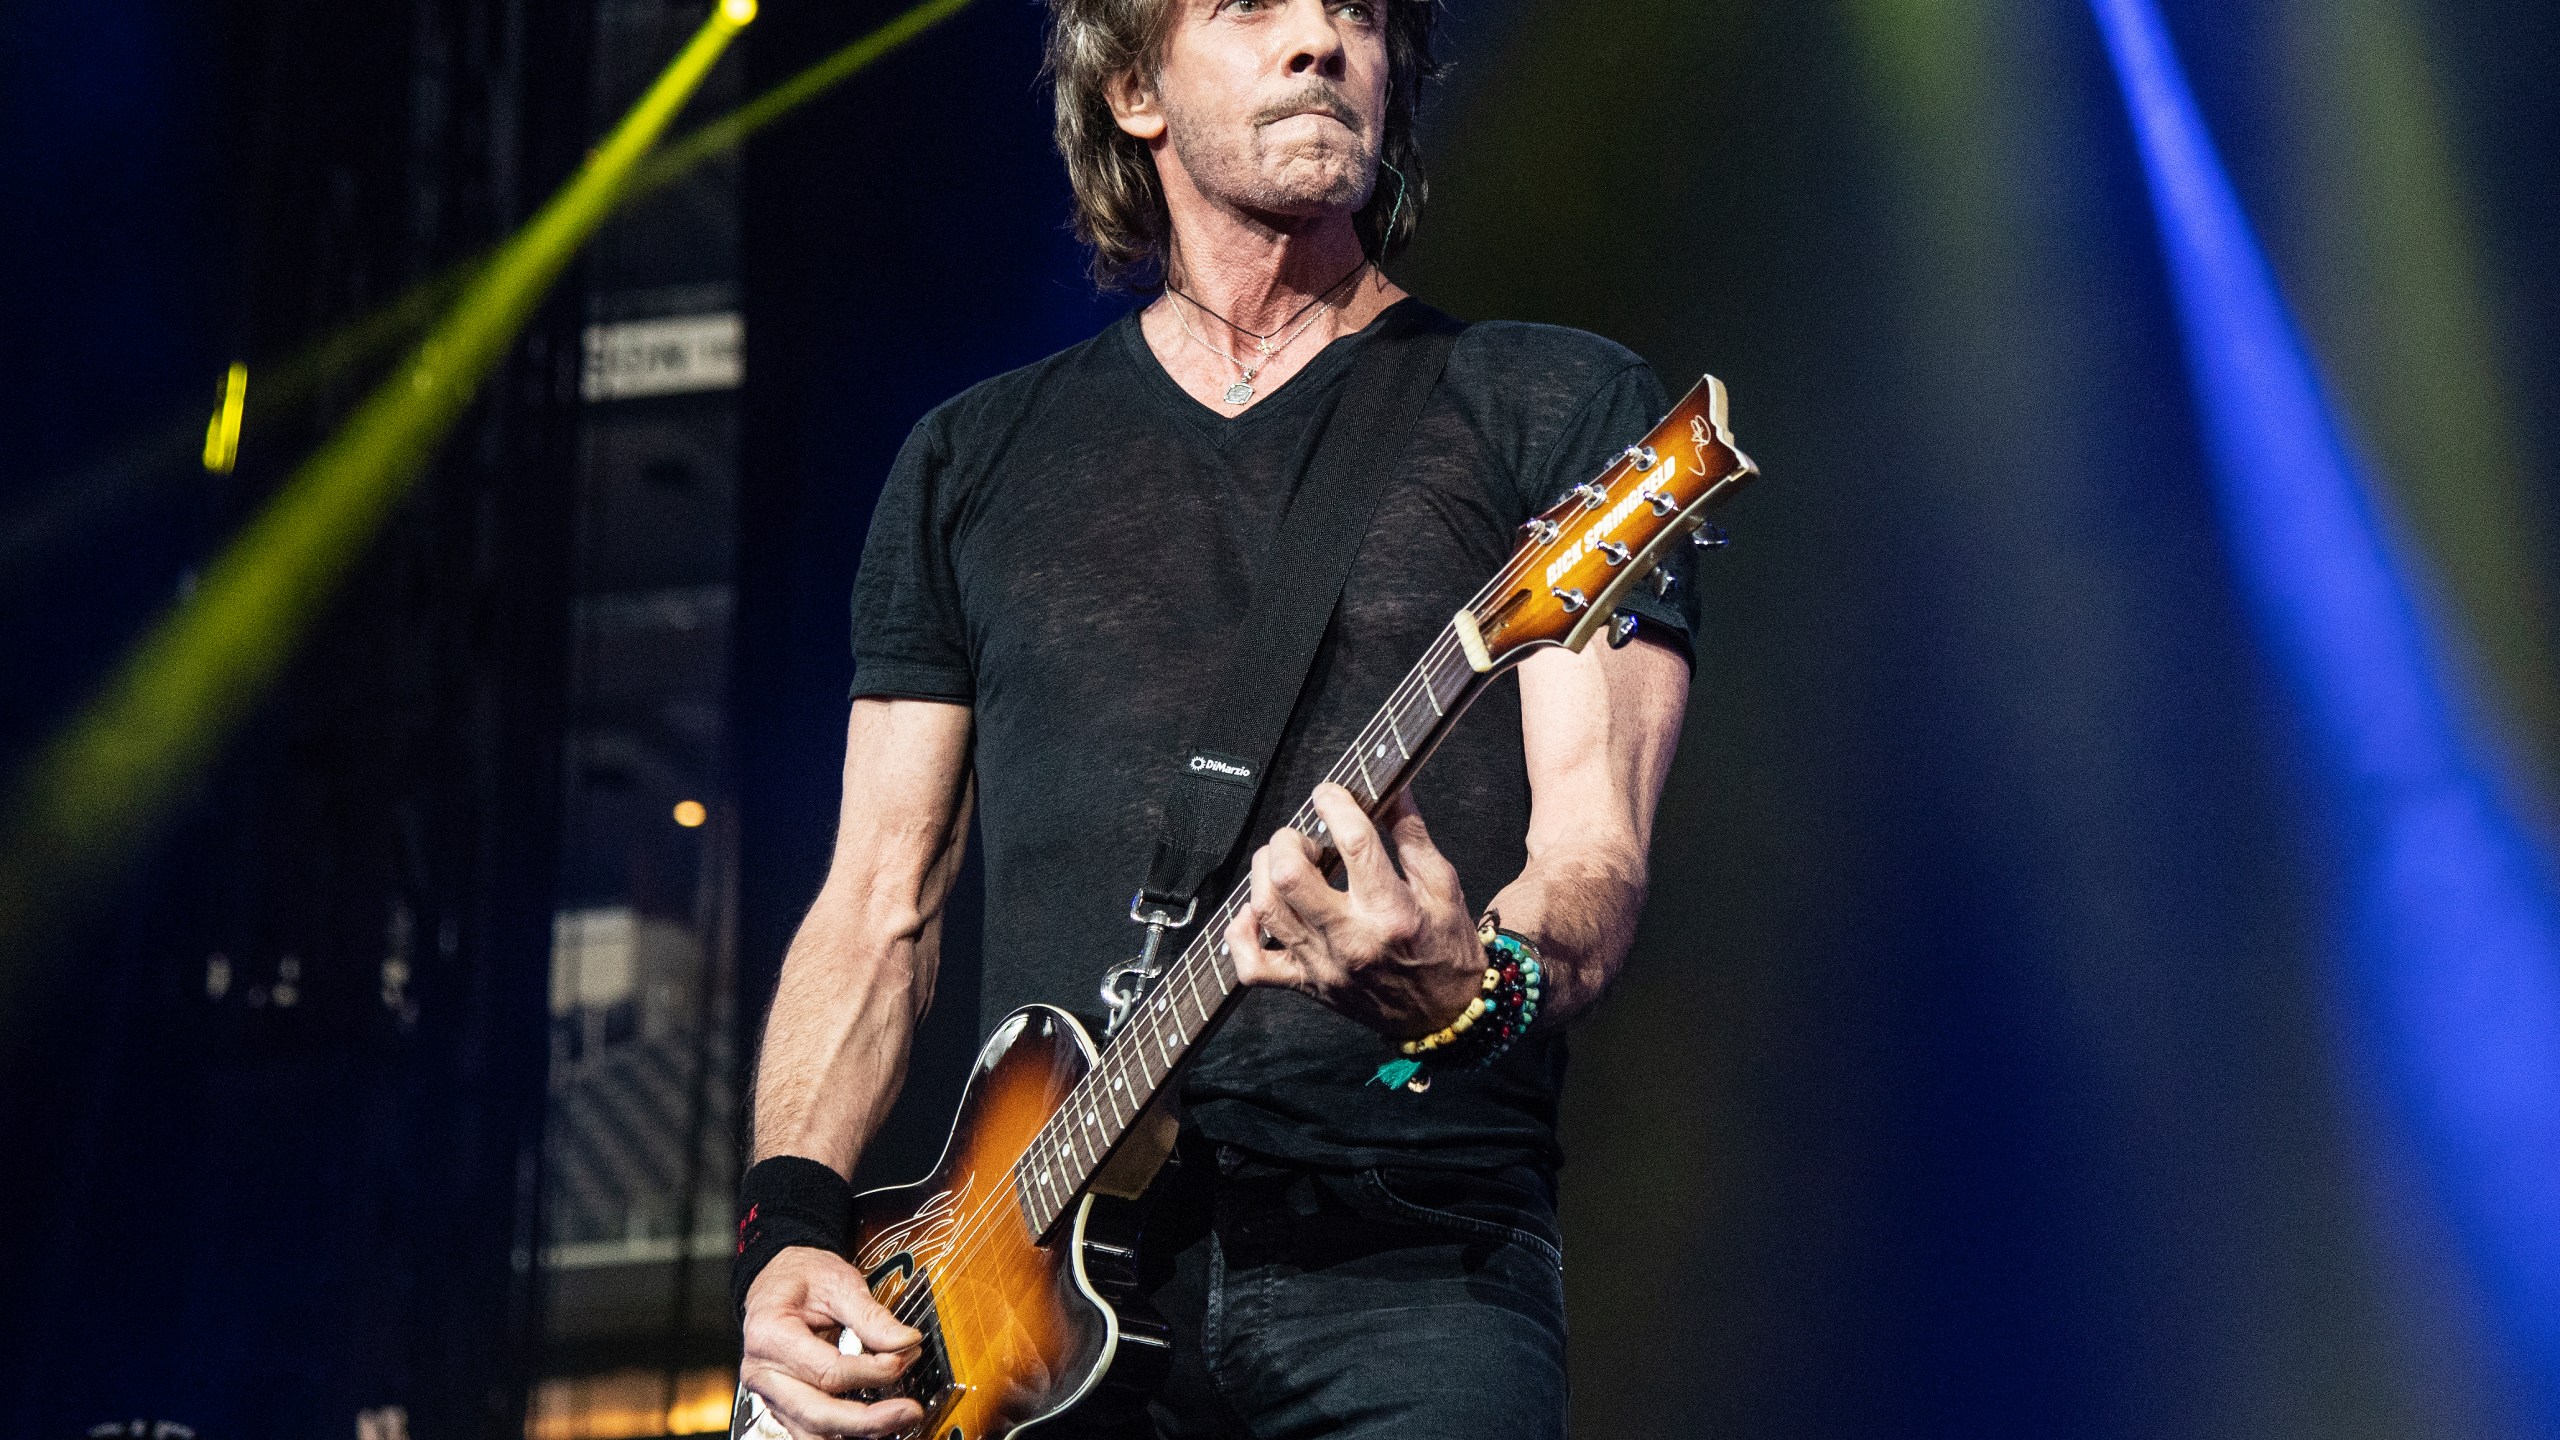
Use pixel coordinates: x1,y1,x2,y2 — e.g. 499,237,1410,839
1105,68,1168,142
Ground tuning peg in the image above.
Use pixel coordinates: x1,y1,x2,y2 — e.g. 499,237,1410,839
1651,567,1679,599
1620,444,1659,471
1596,541,1632,566
1644,488,1679,516
1573,481,1610,509
1519,518,1559,544
1690,523,1730,549
1607,611,1640,649
1551,587,1589,613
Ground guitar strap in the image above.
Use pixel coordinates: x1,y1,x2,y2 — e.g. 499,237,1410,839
1113,306,1461,1025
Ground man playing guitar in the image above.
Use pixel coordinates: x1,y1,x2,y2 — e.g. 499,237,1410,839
734,1,1702,1435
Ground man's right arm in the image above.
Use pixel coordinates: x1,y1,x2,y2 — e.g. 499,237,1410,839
740,695,973,1440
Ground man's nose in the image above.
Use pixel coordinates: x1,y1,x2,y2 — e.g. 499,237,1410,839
1280,0,1349,80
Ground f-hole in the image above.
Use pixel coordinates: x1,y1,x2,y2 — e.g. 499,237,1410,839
864,1252,916,1310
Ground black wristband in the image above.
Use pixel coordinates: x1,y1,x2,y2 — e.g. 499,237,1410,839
732,1155,855,1318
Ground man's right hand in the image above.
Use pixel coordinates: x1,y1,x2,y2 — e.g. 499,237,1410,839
740,1245,926,1438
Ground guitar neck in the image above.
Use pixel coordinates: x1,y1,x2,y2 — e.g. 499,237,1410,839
1004,373,1757,1239
1010,616,1494,1236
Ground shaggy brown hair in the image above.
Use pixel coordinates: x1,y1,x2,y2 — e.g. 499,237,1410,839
1041,0,1440,290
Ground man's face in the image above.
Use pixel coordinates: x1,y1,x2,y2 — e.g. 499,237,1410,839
1139,0,1391,223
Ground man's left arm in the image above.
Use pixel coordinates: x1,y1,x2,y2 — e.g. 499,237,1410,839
1227,633,1690,1035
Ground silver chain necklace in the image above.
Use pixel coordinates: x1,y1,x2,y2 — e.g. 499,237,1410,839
1167,265,1367,406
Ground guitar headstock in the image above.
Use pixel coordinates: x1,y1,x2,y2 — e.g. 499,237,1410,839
1453,374,1757,671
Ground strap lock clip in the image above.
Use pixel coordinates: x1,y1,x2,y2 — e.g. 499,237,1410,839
1102,892,1198,1037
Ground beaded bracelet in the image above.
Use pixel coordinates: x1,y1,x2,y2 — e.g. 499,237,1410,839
1399,971,1495,1058
1371,918,1545,1093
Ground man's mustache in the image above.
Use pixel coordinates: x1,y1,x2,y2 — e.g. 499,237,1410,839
1251,86,1364,134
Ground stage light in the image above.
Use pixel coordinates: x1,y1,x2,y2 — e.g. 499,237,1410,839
7,0,978,574
628,0,977,204
0,4,751,966
201,362,247,475
0,0,986,970
672,800,708,829
720,0,757,26
2093,0,2560,1426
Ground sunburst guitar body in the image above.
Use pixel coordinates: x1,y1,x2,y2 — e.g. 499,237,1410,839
733,1006,1162,1440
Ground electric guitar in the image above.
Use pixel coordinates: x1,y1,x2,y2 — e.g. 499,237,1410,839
733,375,1757,1440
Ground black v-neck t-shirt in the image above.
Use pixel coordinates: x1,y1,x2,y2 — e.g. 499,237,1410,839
848,298,1693,1172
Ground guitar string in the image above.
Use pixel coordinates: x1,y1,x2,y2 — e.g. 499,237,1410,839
868,437,1718,1338
869,629,1480,1330
868,604,1518,1329
874,519,1602,1326
1019,397,1728,1192
958,611,1489,1211
1002,488,1601,1190
873,513,1685,1346
871,645,1463,1331
868,467,1662,1325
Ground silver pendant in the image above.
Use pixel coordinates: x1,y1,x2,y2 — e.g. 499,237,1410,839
1223,380,1255,405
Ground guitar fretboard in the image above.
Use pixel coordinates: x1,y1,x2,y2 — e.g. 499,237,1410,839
996,371,1756,1241
1007,617,1493,1237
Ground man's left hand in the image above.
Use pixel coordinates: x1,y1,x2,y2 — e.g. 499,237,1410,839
1227,783,1484,1039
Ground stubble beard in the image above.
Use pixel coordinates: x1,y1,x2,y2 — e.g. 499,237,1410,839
1163,83,1380,225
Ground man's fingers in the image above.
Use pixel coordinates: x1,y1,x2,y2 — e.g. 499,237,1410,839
1381,789,1423,843
1230,900,1333,995
1252,841,1324,947
1384,793,1462,904
745,1366,925,1439
1311,782,1399,898
1271,822,1323,866
741,1253,919,1398
745,1311,912,1393
746,1392,821,1440
819,1268,923,1355
1226,903,1282,986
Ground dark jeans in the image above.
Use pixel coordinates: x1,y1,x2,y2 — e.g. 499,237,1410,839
1082,1139,1569,1440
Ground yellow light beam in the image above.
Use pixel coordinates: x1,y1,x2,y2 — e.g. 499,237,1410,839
5,0,980,571
201,362,248,475
0,2,753,961
626,0,976,204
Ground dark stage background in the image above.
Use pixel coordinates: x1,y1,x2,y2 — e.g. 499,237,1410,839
4,1,2558,1437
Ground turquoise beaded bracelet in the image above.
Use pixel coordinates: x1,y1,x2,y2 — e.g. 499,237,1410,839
1371,920,1545,1093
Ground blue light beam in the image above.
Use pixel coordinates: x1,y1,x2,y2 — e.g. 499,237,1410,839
2090,0,2560,1425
